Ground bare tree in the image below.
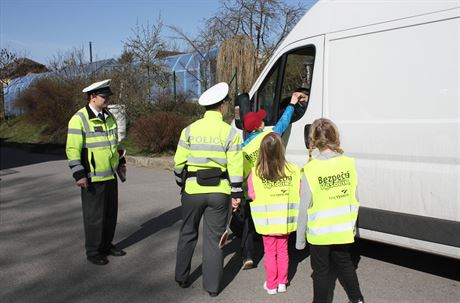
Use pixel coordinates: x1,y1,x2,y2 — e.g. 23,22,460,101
118,48,135,65
45,45,101,91
217,35,257,94
206,0,306,71
168,25,218,91
124,17,166,100
110,61,153,125
0,48,19,119
47,46,87,73
167,0,307,94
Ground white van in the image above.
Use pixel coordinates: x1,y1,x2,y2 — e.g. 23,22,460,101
235,0,459,259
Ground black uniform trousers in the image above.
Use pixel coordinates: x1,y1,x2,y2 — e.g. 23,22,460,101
310,243,364,303
81,178,118,257
241,200,255,261
175,192,229,293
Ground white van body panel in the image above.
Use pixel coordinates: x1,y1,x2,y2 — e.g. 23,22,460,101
281,0,459,47
324,15,459,220
245,1,459,258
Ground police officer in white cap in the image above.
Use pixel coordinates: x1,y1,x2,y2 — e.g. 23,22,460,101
66,79,127,265
173,82,243,296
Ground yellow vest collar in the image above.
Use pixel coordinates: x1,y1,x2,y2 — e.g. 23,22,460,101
204,111,223,120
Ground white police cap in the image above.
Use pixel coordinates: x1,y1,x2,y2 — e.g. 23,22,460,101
82,79,113,96
198,82,229,106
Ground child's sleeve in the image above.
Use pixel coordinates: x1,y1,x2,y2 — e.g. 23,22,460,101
296,173,312,250
247,172,256,201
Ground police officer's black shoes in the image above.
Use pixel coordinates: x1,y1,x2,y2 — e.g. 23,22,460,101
175,279,190,288
208,291,218,297
87,254,109,265
108,246,126,256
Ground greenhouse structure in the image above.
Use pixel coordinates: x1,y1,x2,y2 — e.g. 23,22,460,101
3,48,218,116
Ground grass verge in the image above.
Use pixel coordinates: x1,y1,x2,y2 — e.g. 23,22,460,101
0,117,47,143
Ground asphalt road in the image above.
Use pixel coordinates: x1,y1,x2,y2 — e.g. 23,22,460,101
0,146,459,303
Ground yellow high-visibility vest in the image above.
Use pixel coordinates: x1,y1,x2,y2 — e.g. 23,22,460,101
66,106,119,182
174,111,243,195
250,162,300,235
243,130,272,178
242,130,272,199
302,156,359,245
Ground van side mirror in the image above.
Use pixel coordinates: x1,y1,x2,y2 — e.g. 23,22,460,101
304,124,311,149
235,93,251,129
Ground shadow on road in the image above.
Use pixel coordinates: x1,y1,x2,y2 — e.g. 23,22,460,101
288,232,310,282
115,206,182,249
294,238,459,303
357,238,460,281
177,231,245,291
0,141,66,170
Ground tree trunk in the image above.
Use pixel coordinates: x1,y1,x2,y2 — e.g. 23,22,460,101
0,83,5,120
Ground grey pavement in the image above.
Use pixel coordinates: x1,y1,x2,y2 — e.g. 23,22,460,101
1,152,459,303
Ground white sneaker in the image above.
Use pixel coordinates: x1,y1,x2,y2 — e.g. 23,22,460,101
263,281,277,295
278,284,286,293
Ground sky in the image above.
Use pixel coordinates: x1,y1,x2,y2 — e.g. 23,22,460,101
0,0,316,66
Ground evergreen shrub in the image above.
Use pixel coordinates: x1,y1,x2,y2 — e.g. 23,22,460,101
14,77,87,144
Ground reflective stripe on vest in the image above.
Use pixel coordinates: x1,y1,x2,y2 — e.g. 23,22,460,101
84,139,118,148
251,202,299,213
253,216,298,228
250,162,300,235
225,128,238,151
88,168,117,178
302,156,359,245
71,165,85,173
76,112,91,133
68,160,81,166
187,156,228,165
308,221,355,236
308,204,359,222
68,128,83,135
175,111,243,195
66,108,119,182
229,175,244,183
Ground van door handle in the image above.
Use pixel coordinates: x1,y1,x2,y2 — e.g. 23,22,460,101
304,124,311,149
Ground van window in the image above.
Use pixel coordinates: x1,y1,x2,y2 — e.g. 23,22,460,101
257,63,280,126
256,46,315,125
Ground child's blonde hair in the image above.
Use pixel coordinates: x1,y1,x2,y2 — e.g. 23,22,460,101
256,132,289,181
308,118,344,158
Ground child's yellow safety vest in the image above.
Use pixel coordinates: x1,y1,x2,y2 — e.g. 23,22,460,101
302,156,359,245
250,162,300,235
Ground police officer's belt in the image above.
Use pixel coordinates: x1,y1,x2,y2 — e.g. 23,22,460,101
187,168,229,186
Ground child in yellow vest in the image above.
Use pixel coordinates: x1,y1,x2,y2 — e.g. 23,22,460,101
296,118,364,303
247,132,301,295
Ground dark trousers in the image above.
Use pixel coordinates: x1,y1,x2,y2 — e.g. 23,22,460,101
81,179,118,257
310,243,363,303
175,192,229,293
241,201,255,260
